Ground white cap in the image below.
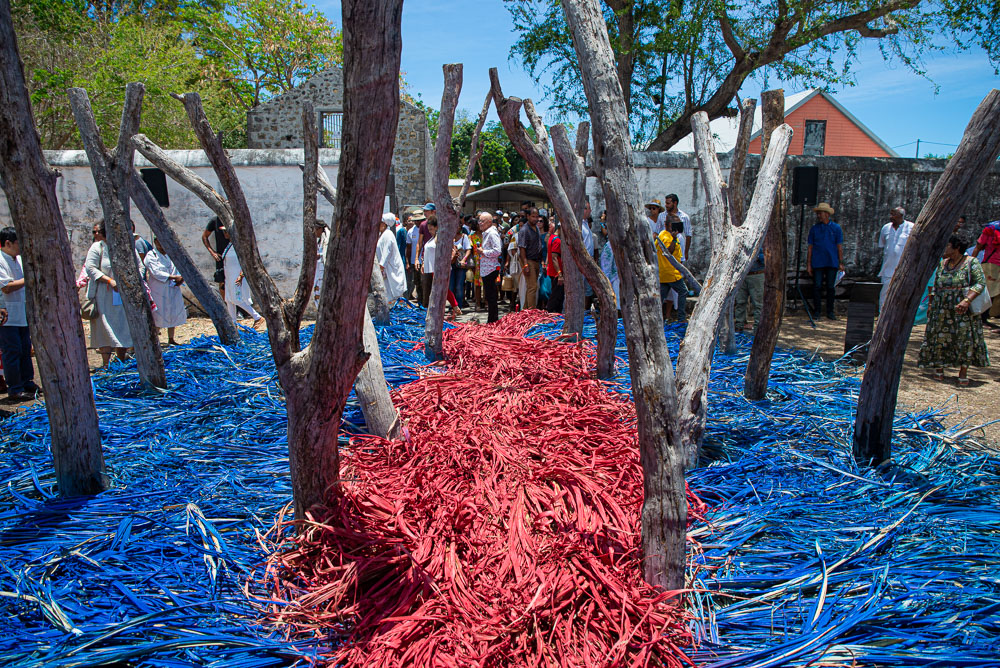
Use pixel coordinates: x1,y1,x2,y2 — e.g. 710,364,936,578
381,213,397,226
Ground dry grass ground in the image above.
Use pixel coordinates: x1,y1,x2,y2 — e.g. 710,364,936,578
4,304,997,443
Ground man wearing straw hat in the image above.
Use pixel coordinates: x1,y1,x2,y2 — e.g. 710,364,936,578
807,202,844,320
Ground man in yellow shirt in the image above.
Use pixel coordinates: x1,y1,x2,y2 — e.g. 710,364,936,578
655,227,688,321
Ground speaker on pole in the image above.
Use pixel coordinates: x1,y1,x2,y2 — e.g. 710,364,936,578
791,166,818,206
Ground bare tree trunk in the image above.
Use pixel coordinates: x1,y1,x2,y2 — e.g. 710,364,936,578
311,138,402,442
128,171,241,346
717,99,755,356
368,258,391,325
356,307,401,439
561,0,686,590
0,0,107,495
174,0,403,519
489,71,618,378
744,90,787,400
424,64,463,361
67,84,166,391
853,90,1000,466
677,113,792,467
552,121,586,341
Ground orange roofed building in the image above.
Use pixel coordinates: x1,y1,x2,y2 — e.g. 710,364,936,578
668,89,898,158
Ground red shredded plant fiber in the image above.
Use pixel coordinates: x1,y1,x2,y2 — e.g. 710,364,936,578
261,310,705,666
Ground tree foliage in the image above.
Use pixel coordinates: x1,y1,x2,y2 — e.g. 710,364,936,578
505,0,1000,150
11,0,341,149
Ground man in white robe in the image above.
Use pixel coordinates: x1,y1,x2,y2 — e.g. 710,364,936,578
376,213,407,303
221,229,264,330
878,206,914,311
144,238,187,344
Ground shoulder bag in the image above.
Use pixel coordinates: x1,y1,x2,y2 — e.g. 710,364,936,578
967,259,992,315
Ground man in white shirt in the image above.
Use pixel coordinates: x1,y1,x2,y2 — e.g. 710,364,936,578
658,194,692,259
376,213,407,303
407,211,425,304
0,227,40,401
877,206,914,310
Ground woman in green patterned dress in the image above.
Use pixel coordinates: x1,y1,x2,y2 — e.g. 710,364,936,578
918,235,990,386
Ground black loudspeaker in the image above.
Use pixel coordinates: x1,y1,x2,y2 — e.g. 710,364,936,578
141,168,169,208
791,166,818,206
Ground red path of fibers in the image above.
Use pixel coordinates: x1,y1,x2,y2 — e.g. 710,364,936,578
261,310,706,667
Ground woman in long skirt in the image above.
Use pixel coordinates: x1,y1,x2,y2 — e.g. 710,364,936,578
85,221,135,367
144,238,187,345
918,234,990,386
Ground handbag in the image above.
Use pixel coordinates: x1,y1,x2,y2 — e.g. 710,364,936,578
81,296,98,320
501,275,514,292
966,259,992,315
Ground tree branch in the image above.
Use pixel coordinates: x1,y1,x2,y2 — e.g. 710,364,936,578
288,102,319,337
729,98,756,225
173,92,291,363
459,89,492,209
132,134,235,228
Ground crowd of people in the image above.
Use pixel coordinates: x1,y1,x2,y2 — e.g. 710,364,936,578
0,196,997,402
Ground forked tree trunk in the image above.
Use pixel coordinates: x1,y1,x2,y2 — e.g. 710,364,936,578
68,84,166,390
424,64,463,361
717,99,755,355
561,0,686,591
853,90,1000,466
176,0,403,519
677,114,792,467
0,0,107,495
309,142,402,438
128,170,241,346
744,90,787,400
489,71,617,378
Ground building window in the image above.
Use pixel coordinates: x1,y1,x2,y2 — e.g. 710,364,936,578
803,120,826,156
319,111,343,149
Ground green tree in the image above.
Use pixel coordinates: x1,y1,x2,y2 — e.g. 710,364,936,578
186,0,343,112
13,0,235,148
506,0,1000,149
11,0,340,149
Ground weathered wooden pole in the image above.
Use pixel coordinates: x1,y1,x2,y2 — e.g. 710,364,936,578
0,0,107,495
424,64,463,361
128,171,241,346
678,113,792,467
489,70,618,378
744,90,788,400
561,0,686,590
68,84,167,390
853,90,1000,466
550,122,586,340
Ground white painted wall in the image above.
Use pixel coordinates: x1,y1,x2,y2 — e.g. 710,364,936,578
0,149,340,301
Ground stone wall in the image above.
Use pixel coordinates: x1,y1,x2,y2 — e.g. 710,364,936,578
246,67,429,207
586,153,1000,277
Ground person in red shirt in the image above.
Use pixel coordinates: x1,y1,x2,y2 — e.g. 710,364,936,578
972,221,1000,322
546,224,564,313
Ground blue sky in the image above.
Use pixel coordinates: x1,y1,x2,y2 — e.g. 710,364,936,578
314,0,998,156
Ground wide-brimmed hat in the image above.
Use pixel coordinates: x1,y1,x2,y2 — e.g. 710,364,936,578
646,199,665,212
813,202,835,215
411,211,427,222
